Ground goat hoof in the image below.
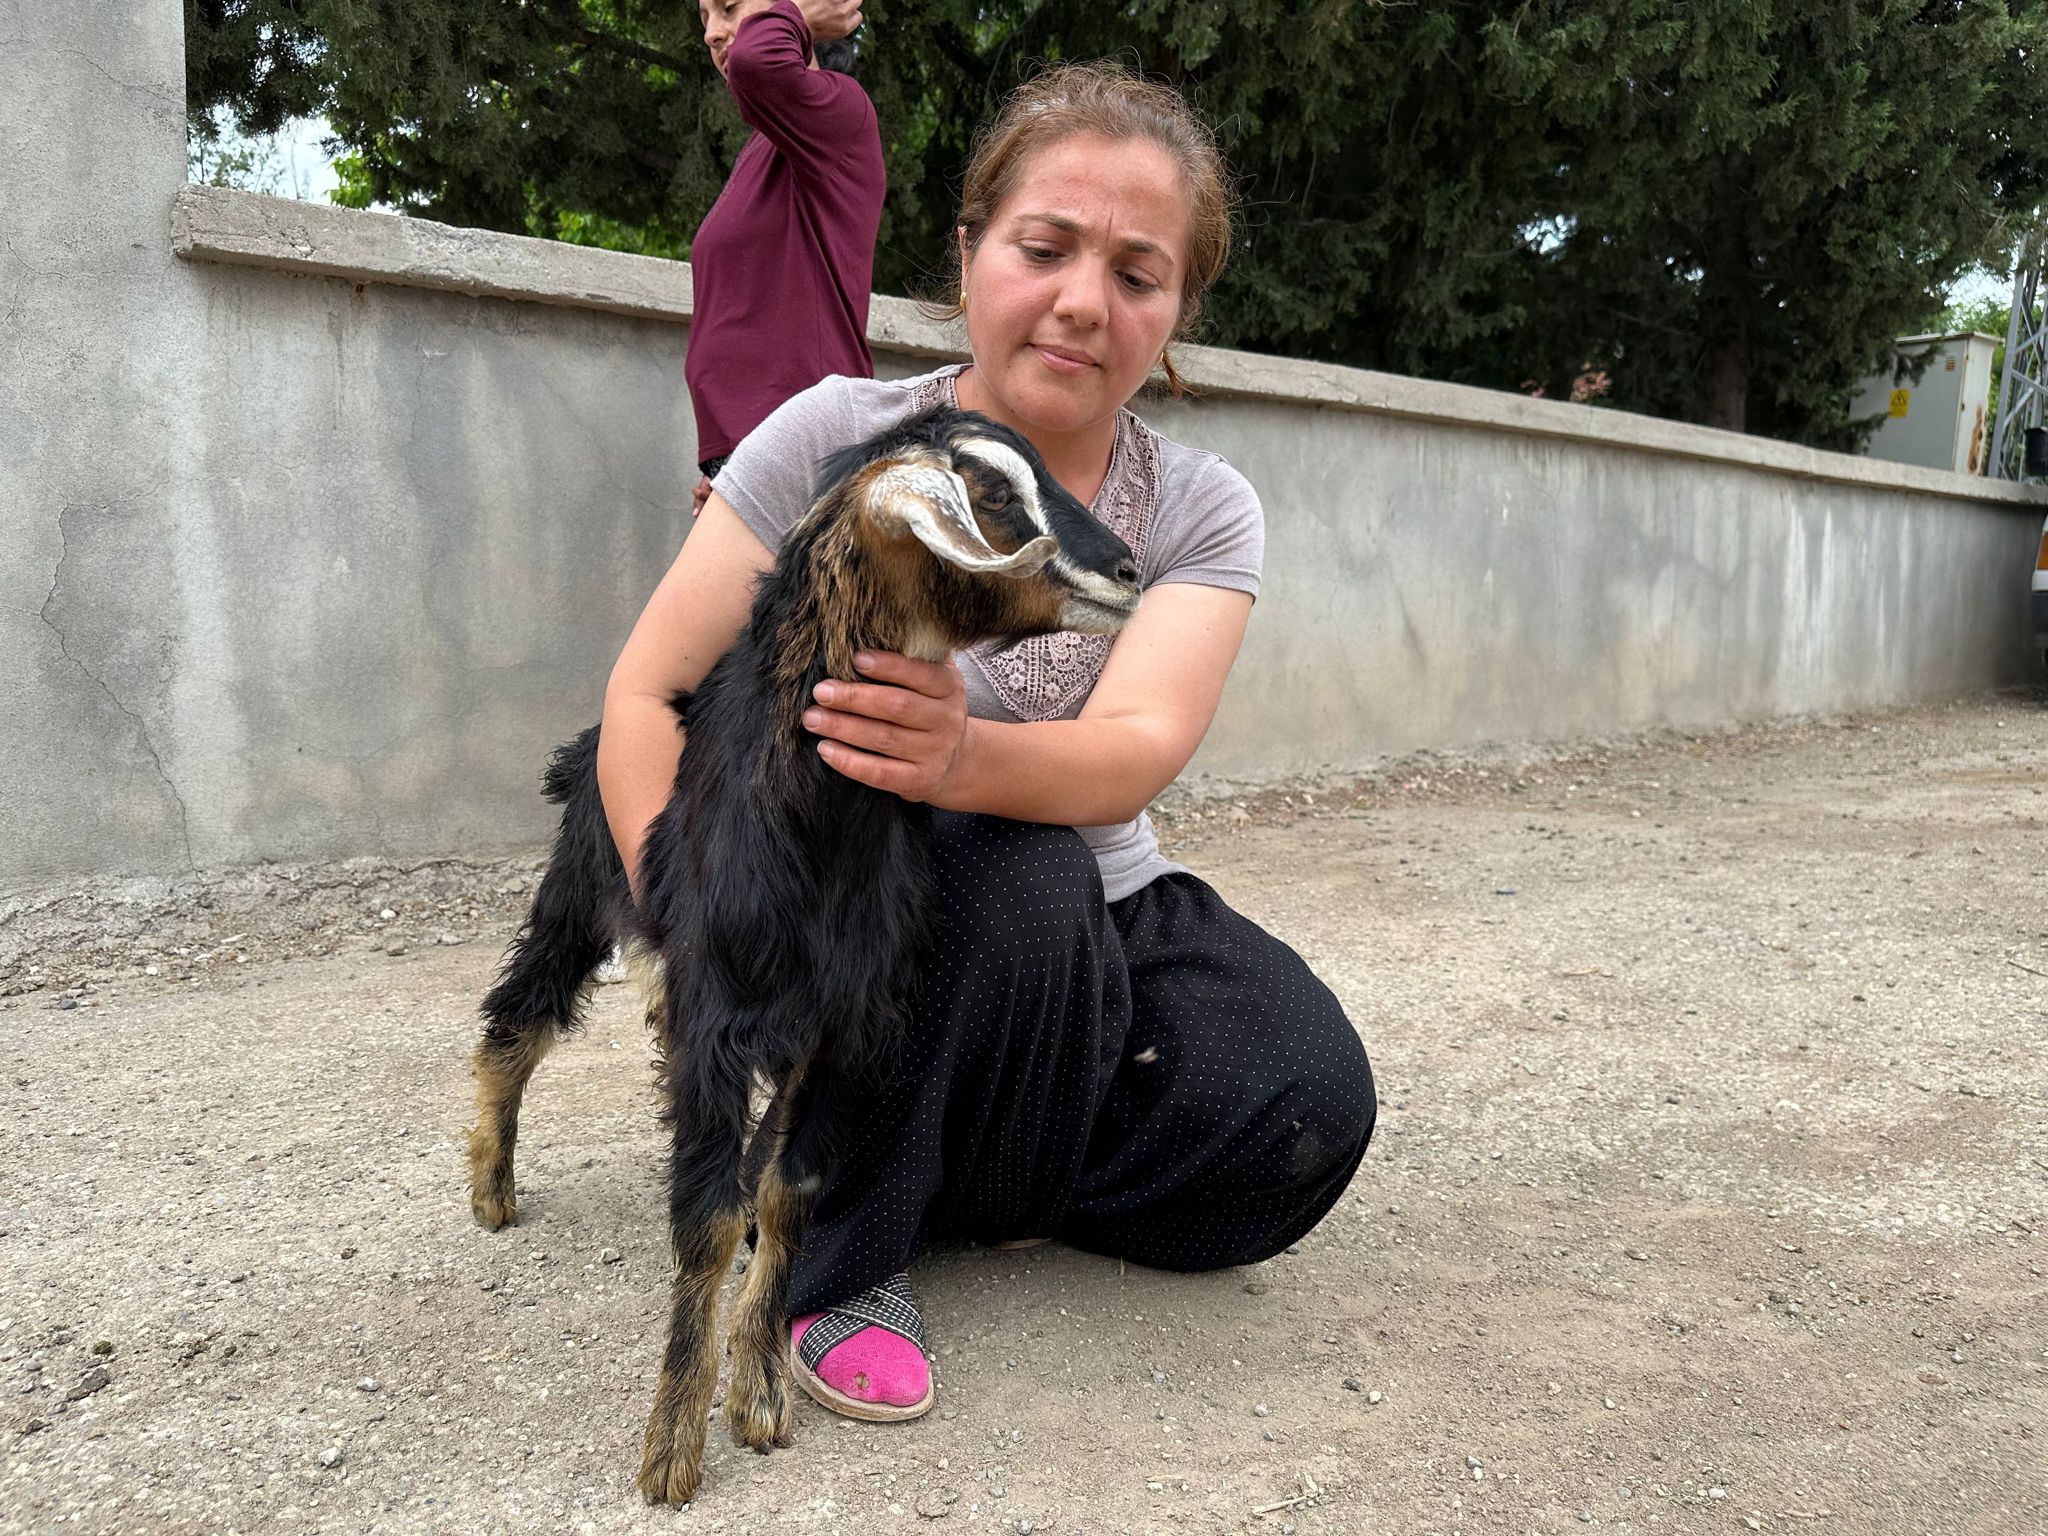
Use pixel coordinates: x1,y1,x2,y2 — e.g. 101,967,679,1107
637,1432,704,1505
723,1364,795,1452
469,1188,517,1230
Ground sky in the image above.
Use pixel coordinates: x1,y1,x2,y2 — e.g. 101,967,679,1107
279,115,344,203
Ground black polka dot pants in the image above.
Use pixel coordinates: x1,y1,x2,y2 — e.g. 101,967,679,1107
783,812,1377,1319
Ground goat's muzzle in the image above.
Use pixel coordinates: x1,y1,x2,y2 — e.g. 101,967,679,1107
1052,556,1142,635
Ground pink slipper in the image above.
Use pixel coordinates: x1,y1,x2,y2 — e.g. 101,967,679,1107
789,1273,935,1422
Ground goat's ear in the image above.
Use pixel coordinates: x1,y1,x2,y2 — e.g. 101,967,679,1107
866,464,1058,576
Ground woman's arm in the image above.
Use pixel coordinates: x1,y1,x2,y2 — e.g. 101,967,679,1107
724,1,868,169
597,495,772,897
798,583,1255,826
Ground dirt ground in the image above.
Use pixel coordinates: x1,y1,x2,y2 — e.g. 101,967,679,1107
4,693,2046,1536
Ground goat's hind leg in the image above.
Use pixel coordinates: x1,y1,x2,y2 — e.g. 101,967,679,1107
467,827,617,1228
724,1076,816,1452
468,1017,556,1231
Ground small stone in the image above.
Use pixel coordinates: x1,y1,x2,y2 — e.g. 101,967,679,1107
1242,1282,1269,1296
1342,1376,1362,1392
1261,1427,1277,1442
1466,1455,1482,1469
599,1248,622,1265
1146,1480,1164,1492
385,943,406,957
228,1272,248,1284
89,1340,113,1357
1252,1403,1269,1417
1366,1390,1383,1405
65,1367,110,1402
355,1377,380,1393
914,1487,959,1518
340,1246,357,1259
379,908,396,920
318,1445,343,1468
1626,1249,1648,1262
940,1408,958,1420
478,1279,497,1292
1745,1520,1762,1532
1151,1371,1166,1386
1708,1487,1727,1500
1603,1396,1617,1410
1579,1512,1595,1525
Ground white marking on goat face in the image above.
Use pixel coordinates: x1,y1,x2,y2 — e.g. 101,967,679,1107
1053,553,1142,614
868,464,1056,576
956,437,1047,535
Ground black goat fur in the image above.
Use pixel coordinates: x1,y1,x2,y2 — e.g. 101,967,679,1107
464,407,1138,1503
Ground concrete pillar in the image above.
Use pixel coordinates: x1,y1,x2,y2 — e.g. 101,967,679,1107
0,1,200,881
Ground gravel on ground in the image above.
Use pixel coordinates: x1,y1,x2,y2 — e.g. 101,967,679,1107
4,691,2045,1535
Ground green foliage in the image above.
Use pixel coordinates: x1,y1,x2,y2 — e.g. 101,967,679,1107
184,0,327,142
185,0,2048,446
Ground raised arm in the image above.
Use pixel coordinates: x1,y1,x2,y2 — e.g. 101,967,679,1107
723,0,872,174
597,495,772,896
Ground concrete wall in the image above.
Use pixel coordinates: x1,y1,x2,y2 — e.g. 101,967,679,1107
4,4,2043,892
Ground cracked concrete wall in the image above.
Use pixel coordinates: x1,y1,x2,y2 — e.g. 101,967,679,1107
3,4,2042,892
1144,394,2046,777
1,4,695,890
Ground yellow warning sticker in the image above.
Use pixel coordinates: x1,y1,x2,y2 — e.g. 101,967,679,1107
1889,388,1911,418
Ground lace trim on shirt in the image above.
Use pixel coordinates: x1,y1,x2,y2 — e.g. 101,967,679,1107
912,366,1160,722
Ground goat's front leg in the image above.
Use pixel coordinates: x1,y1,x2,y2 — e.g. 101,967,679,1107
724,1079,816,1452
638,1088,747,1504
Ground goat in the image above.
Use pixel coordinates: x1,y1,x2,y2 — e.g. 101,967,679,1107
464,407,1142,1504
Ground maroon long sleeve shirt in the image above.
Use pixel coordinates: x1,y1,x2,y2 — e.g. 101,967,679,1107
683,1,886,465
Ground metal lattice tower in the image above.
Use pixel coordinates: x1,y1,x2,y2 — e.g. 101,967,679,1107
1990,238,2048,480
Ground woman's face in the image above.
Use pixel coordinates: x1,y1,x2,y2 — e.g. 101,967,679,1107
959,133,1190,439
700,0,776,76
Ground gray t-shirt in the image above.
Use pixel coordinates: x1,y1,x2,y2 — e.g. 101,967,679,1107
714,362,1263,902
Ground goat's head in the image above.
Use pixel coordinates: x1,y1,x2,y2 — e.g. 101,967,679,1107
807,408,1142,661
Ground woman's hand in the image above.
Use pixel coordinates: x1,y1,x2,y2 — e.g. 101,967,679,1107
794,0,862,42
804,651,969,801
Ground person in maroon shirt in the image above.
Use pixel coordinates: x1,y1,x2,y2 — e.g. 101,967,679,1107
685,0,885,514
